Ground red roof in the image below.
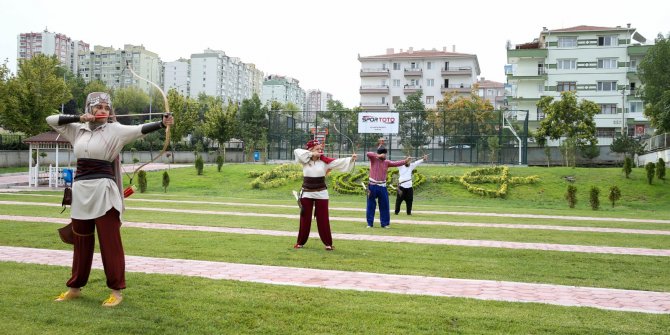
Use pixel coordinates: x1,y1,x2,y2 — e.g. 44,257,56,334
477,79,504,88
547,25,627,33
23,131,71,144
360,50,474,60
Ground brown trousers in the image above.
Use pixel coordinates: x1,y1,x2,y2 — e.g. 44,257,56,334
297,198,332,247
67,208,126,290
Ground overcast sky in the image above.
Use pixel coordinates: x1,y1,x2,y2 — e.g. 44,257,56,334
1,0,668,108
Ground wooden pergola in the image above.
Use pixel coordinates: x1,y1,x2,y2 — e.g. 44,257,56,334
23,131,72,187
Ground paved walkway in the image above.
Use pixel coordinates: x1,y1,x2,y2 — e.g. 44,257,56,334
2,246,669,314
2,214,670,257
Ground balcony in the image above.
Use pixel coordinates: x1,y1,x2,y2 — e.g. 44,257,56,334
359,85,390,94
506,48,548,60
441,66,472,76
360,68,390,77
404,68,422,76
403,85,422,94
359,102,390,111
440,84,471,93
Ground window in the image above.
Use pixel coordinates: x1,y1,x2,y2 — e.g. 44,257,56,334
557,37,577,47
597,58,617,69
557,82,576,92
557,59,576,70
598,35,618,46
600,104,617,114
630,59,638,70
537,107,545,120
410,62,418,69
426,79,434,87
426,96,434,104
381,97,386,104
393,79,401,87
382,63,387,70
410,79,420,86
629,101,643,113
427,62,432,70
597,81,617,91
393,63,400,70
538,84,545,93
392,96,401,104
444,61,450,70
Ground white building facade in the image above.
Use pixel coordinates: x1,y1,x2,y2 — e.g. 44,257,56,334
358,47,480,111
506,25,650,142
17,29,89,73
163,58,190,96
304,89,333,122
189,49,263,103
261,75,306,109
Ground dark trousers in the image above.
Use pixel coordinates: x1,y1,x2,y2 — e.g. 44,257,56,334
67,208,126,290
395,186,414,215
297,198,333,246
366,184,390,227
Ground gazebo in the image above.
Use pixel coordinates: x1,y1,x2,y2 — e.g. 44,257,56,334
23,131,73,187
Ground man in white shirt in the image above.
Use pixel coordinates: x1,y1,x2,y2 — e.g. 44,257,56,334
394,155,427,215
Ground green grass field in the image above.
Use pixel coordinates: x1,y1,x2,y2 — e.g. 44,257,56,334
0,164,669,334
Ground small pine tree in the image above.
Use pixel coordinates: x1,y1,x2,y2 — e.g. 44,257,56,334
162,171,170,193
138,170,147,193
608,186,621,207
589,186,600,210
656,158,666,181
195,155,204,175
565,185,577,208
622,157,633,178
216,155,224,172
645,162,655,185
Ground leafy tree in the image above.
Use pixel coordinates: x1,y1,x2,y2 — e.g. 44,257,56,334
608,186,621,207
0,60,13,122
430,90,496,152
637,33,670,133
589,186,600,210
138,170,147,193
167,89,198,157
565,185,577,208
83,80,108,98
195,154,204,175
579,142,600,163
113,86,150,122
239,93,268,161
0,55,71,136
395,91,430,157
216,155,224,172
657,158,666,181
325,100,369,154
203,96,236,150
623,157,633,178
645,162,656,184
534,91,599,167
610,135,647,162
162,171,170,193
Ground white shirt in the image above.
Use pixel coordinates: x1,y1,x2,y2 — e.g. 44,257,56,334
397,159,424,188
294,148,355,199
47,115,146,220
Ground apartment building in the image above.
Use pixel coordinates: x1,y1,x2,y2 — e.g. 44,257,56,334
163,58,190,96
17,29,89,73
477,78,506,110
358,47,480,111
261,74,306,110
78,44,162,94
506,25,651,142
189,49,264,103
304,89,333,122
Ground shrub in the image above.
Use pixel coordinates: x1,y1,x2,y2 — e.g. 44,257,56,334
216,155,224,172
138,170,147,193
162,171,170,193
608,186,621,207
195,155,204,175
565,185,577,208
589,186,600,210
623,157,633,178
656,158,666,181
645,162,655,185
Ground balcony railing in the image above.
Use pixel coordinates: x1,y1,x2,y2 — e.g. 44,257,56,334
404,68,422,76
359,85,390,94
440,84,471,93
359,102,390,111
441,66,472,75
403,85,422,93
360,68,390,77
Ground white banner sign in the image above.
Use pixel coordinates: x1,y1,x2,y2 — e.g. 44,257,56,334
358,112,399,134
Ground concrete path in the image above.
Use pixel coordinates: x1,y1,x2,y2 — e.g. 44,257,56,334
2,214,669,257
1,246,669,314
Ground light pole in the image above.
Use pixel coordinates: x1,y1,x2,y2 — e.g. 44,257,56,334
621,82,629,137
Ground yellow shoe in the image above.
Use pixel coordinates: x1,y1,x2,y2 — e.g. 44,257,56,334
54,290,80,302
102,293,123,307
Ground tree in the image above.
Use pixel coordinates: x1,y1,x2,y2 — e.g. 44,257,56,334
0,55,71,136
608,186,621,207
113,86,150,123
202,96,236,150
0,60,13,122
167,89,198,155
638,33,670,133
534,91,599,167
239,93,268,161
395,91,429,157
657,158,666,181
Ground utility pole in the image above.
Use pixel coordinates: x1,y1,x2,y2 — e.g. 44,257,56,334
621,83,627,136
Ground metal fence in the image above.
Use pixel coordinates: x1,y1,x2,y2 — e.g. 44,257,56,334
0,134,29,150
267,110,529,165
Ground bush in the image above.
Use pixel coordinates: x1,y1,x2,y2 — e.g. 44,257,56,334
216,155,224,172
162,171,170,193
645,162,655,185
623,157,633,178
195,155,204,175
589,186,600,210
565,185,577,208
138,170,147,193
656,158,666,181
608,186,621,207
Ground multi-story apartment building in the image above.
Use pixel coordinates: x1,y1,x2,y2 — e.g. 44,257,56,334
304,89,333,122
78,44,162,94
189,49,264,103
261,75,306,110
358,47,480,111
477,78,506,110
506,25,651,142
163,58,190,96
17,29,89,73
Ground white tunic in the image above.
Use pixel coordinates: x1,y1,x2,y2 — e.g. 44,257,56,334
294,148,355,200
47,115,146,220
397,159,424,188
